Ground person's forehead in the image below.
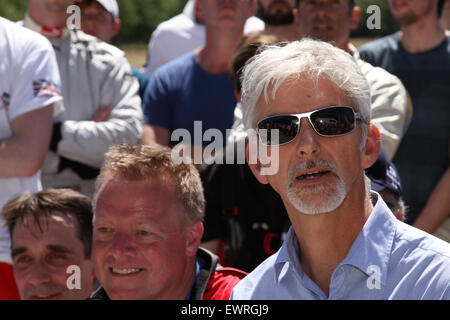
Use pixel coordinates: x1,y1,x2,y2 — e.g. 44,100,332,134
12,213,80,250
256,76,352,117
95,177,179,222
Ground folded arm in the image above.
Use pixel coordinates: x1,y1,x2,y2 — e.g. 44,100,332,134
0,104,54,177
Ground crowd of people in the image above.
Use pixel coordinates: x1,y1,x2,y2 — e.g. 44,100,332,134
0,0,448,300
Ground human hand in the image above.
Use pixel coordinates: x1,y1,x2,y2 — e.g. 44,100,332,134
91,105,113,122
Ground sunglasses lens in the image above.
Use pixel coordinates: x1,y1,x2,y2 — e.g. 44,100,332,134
311,107,356,136
258,115,299,145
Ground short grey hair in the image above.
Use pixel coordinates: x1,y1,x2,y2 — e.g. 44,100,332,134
240,39,371,147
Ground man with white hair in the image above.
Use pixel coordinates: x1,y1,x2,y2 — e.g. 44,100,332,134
230,0,411,160
230,39,450,299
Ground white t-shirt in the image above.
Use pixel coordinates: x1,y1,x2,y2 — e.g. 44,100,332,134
144,0,265,76
0,16,62,263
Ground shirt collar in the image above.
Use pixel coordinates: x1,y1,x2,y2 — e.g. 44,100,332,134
339,192,396,286
347,43,359,59
182,0,196,22
274,192,397,287
23,12,70,39
274,227,304,282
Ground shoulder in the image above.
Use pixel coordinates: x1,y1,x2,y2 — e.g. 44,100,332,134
389,221,450,294
359,33,400,53
203,267,247,300
153,13,196,36
394,220,450,259
0,17,53,53
151,52,196,81
355,55,405,91
359,33,401,64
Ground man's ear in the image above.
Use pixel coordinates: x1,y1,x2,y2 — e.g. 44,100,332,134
351,6,361,30
361,123,381,169
293,8,299,26
234,90,242,102
246,142,270,185
185,221,204,257
195,0,204,24
112,19,121,37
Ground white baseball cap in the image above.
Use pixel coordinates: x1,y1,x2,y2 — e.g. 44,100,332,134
96,0,119,20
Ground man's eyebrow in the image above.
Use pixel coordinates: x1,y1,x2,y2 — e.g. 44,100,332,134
47,245,72,254
11,247,27,258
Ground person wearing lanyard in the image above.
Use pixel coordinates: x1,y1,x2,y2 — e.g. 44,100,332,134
90,144,246,300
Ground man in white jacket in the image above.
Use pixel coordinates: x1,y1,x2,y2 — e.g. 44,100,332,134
22,0,143,197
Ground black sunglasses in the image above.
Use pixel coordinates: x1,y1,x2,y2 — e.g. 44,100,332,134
257,106,361,146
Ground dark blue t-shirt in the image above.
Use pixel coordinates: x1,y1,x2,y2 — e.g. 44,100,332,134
143,52,237,146
359,33,450,223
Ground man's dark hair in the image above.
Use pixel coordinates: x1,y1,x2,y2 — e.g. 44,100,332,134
438,0,445,17
231,31,284,93
1,188,93,258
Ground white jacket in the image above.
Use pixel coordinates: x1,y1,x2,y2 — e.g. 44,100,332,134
22,15,142,195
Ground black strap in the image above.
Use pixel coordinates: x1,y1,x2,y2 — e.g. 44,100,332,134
58,156,100,180
220,142,246,265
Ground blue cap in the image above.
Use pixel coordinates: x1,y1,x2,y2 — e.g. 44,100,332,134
365,148,402,197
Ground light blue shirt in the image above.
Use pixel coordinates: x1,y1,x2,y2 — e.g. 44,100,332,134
231,193,450,300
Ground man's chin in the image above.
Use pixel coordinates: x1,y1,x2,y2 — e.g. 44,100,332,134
287,182,347,215
107,289,149,300
26,292,64,300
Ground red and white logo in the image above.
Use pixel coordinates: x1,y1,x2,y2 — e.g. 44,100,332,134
32,79,59,98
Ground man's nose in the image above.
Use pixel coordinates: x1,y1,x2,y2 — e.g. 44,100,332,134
295,118,321,158
108,231,137,258
27,260,52,287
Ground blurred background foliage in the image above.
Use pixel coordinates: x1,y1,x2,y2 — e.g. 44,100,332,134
0,0,399,44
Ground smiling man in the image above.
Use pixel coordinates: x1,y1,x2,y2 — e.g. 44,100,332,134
1,189,94,300
90,144,245,300
230,39,450,299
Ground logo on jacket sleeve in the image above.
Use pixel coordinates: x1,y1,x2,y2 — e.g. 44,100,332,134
32,79,60,98
0,92,10,112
